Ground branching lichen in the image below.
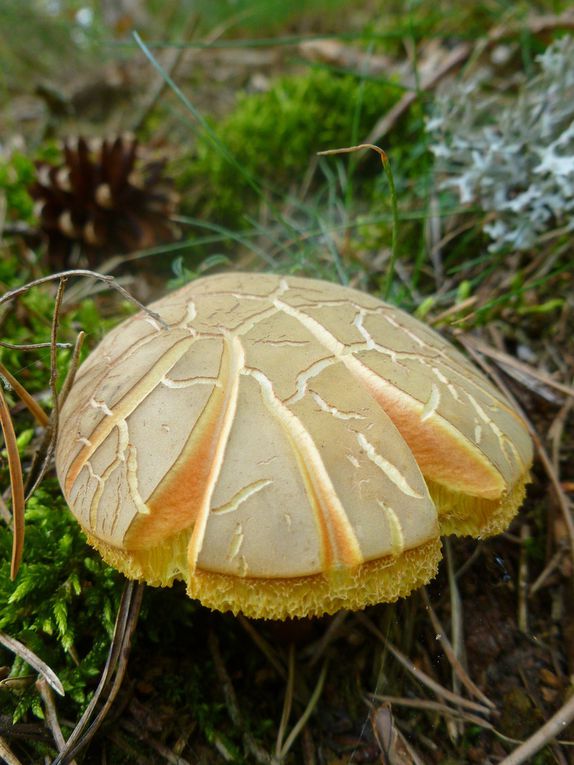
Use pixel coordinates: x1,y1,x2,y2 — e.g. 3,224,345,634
427,36,574,252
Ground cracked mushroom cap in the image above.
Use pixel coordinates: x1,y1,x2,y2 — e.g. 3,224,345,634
56,273,533,619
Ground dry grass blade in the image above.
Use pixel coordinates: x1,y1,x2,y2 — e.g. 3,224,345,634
529,548,565,595
444,537,465,739
461,336,574,401
277,660,328,761
0,384,26,579
238,615,287,680
52,580,144,765
307,609,348,667
355,613,491,716
275,644,295,760
420,589,495,709
498,692,574,765
0,631,64,696
0,362,49,427
368,694,527,745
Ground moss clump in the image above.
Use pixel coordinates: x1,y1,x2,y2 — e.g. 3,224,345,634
181,66,403,225
0,482,122,722
0,152,36,223
0,143,61,224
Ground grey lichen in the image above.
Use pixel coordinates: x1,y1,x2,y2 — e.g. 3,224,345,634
427,36,574,252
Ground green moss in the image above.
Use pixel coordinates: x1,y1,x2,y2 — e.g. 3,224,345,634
180,66,405,225
0,152,36,223
0,141,62,223
0,482,122,722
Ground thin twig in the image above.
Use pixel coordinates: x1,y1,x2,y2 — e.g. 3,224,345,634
0,270,168,330
0,340,72,351
0,632,64,696
530,549,566,595
208,630,241,728
364,9,574,145
0,385,25,580
30,277,68,513
49,278,66,447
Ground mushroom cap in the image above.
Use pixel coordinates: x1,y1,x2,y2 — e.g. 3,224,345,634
56,273,532,619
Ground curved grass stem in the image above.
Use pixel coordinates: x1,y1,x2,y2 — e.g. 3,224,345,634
318,143,399,299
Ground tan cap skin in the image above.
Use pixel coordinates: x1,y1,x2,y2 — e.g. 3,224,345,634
56,274,533,619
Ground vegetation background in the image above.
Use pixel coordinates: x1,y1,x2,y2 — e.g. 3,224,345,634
0,1,573,763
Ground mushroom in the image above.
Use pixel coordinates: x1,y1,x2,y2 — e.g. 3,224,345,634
56,273,533,619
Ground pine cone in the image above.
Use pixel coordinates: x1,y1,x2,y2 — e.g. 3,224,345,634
30,135,180,271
